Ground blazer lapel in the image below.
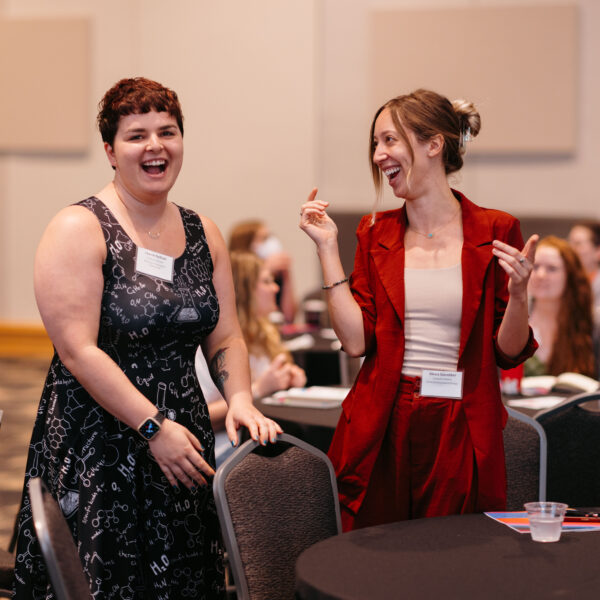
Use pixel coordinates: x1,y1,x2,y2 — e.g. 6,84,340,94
370,207,407,327
458,194,495,362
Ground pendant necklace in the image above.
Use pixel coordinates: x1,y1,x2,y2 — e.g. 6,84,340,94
113,183,165,240
408,204,461,239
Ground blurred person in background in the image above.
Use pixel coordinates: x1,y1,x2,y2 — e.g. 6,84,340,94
568,221,600,323
229,220,298,323
196,251,306,463
526,235,596,377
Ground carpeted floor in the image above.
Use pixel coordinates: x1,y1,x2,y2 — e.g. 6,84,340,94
0,356,50,549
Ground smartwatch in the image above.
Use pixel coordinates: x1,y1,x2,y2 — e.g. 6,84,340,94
137,411,166,441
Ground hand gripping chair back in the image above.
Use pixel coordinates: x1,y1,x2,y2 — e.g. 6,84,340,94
213,433,342,600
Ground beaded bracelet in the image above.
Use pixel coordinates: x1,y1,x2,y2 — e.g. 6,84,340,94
322,277,349,290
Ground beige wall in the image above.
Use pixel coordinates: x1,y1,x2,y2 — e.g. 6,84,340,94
0,0,317,321
1,0,598,323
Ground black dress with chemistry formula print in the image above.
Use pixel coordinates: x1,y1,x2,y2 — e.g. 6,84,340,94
13,197,225,599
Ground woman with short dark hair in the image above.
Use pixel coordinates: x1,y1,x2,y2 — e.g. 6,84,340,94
13,77,281,598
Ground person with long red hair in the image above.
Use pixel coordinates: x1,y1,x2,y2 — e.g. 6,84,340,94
526,235,595,377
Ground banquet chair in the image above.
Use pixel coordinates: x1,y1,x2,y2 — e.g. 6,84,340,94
213,433,341,600
0,513,18,598
503,407,547,510
28,477,92,600
535,392,600,507
0,409,17,598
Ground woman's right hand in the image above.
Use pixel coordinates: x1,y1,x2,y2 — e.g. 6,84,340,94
299,188,338,248
148,419,214,490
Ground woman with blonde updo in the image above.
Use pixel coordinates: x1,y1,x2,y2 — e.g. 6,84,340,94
300,89,538,530
526,236,595,377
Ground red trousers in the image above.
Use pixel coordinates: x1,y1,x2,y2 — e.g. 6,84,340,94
342,375,478,531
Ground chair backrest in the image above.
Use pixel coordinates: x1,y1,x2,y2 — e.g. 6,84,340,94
28,478,92,600
213,433,341,600
503,407,547,510
535,392,600,507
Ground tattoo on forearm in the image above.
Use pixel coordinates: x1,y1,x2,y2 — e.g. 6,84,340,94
209,347,230,396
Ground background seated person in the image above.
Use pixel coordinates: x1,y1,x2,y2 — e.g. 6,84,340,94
196,251,306,462
568,221,600,323
526,236,596,377
229,220,297,323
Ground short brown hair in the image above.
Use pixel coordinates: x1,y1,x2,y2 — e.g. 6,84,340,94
97,77,184,146
369,89,481,197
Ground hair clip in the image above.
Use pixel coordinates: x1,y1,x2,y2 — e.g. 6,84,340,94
459,126,471,151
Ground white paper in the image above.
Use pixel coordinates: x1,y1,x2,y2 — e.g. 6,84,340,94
263,386,350,409
283,334,315,352
506,396,565,410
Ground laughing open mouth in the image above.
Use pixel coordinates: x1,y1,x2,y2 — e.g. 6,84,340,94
142,159,167,174
383,166,401,181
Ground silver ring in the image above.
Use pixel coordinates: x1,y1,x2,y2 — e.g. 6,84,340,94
519,257,525,264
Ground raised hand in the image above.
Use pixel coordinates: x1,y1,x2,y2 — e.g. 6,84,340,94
299,188,339,248
492,234,539,300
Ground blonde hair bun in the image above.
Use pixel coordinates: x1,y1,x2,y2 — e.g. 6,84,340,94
451,98,481,139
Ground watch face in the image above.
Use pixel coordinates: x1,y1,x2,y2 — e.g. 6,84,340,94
139,418,160,440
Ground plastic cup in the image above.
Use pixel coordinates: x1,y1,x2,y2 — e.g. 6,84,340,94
524,502,568,542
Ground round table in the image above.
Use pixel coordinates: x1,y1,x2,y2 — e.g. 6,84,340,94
296,513,600,599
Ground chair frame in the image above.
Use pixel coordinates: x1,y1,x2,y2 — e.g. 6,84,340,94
534,391,600,506
29,477,90,600
213,433,341,600
535,391,600,419
505,407,547,503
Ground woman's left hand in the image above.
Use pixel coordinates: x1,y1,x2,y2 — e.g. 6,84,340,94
225,401,283,447
492,234,539,300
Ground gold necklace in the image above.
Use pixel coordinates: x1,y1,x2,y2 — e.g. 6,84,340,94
408,205,461,239
113,184,165,240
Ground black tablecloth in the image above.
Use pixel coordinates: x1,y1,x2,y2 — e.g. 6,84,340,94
296,513,600,599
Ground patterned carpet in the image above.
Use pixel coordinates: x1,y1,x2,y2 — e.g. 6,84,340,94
0,356,50,549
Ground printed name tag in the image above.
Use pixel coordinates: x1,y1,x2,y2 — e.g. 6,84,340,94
135,247,174,282
420,369,464,399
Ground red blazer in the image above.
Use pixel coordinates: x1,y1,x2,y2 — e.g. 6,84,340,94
329,191,537,516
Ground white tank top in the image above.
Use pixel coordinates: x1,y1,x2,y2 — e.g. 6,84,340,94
402,264,462,377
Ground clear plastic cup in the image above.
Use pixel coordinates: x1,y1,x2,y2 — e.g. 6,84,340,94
524,502,568,542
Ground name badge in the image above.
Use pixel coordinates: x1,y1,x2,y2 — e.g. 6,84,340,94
420,369,464,399
135,247,174,282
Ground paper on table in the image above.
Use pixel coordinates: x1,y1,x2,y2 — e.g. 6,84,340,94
506,396,565,410
485,511,600,534
263,386,350,409
283,334,315,352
